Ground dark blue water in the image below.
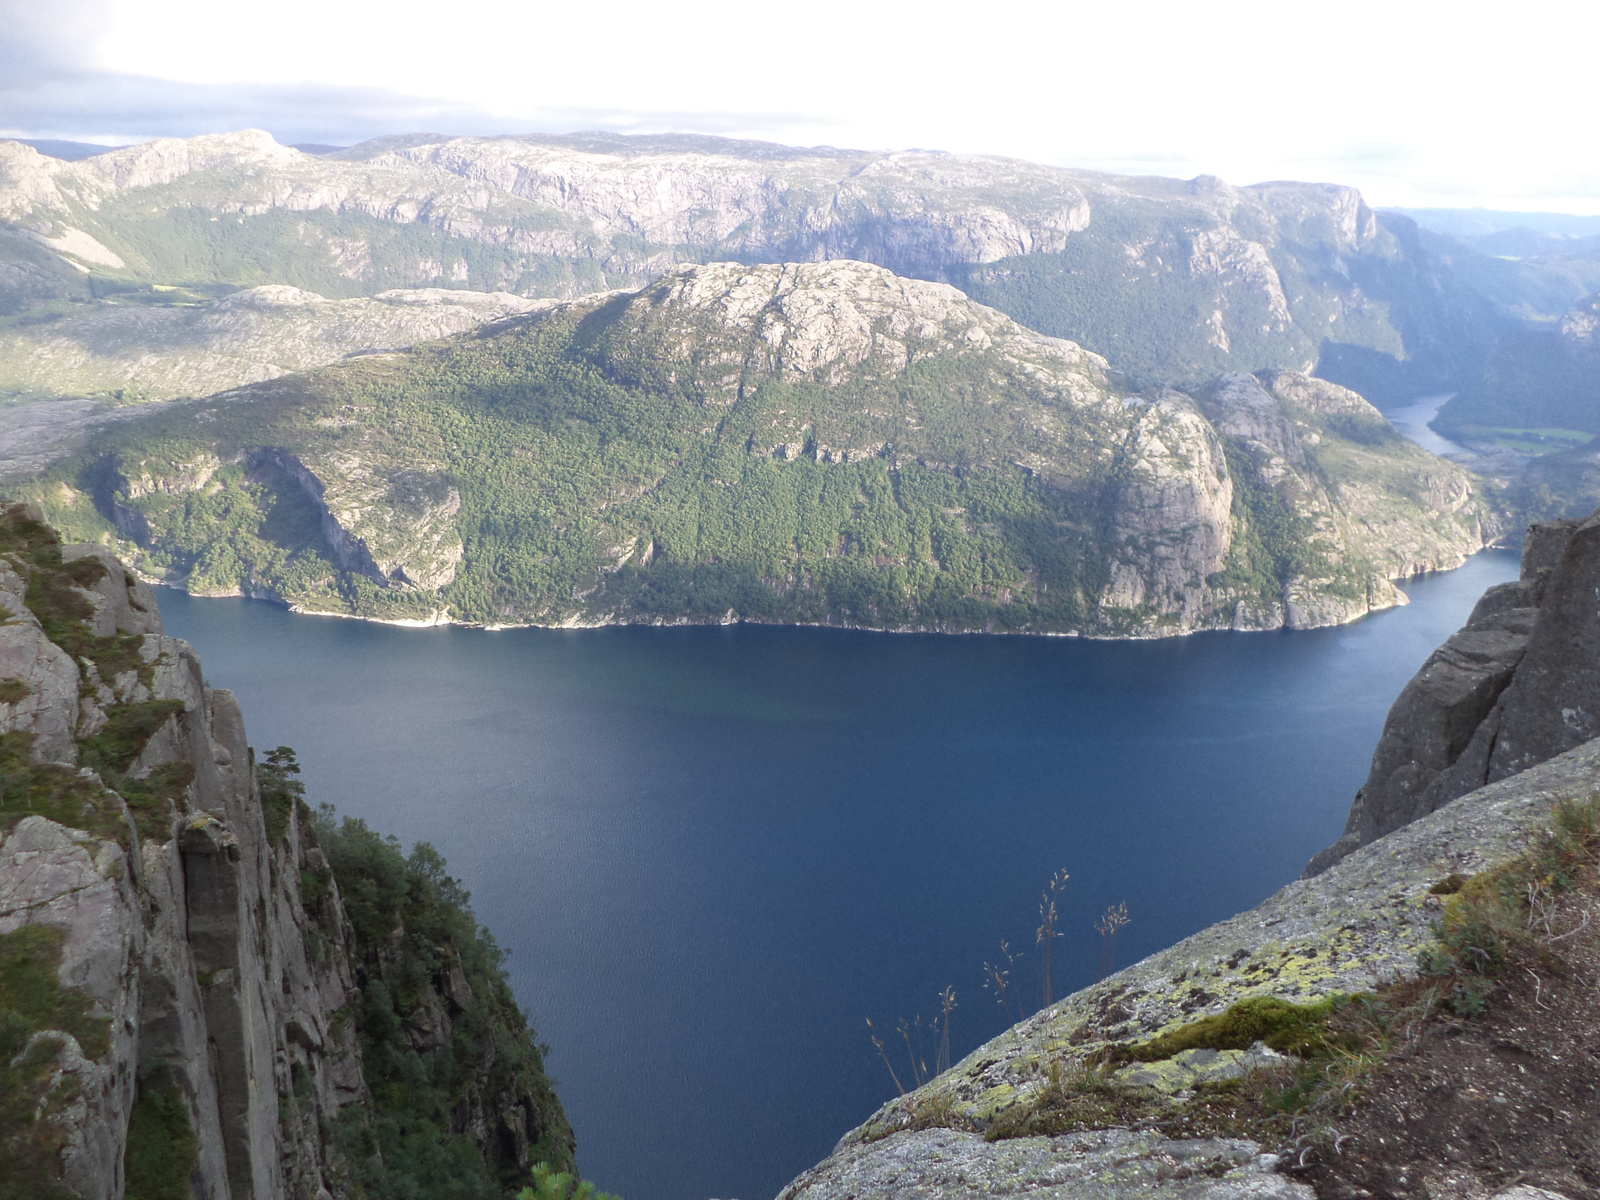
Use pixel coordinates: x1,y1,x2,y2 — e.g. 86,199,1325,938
156,552,1518,1200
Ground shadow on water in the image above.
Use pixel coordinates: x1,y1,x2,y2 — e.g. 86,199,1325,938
158,550,1518,1200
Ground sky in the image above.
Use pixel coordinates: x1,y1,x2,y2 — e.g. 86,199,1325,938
3,0,1599,213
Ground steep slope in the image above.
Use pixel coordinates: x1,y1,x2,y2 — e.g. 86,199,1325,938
20,260,1489,637
0,504,573,1198
1436,292,1600,438
0,130,1512,398
1309,506,1600,872
0,285,546,402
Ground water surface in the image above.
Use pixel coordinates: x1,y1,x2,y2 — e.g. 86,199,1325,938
1385,393,1472,459
158,553,1517,1200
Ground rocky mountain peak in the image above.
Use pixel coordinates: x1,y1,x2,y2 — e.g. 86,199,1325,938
584,259,1108,398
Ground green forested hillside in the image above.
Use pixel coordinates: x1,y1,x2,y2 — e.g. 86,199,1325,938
1436,294,1600,440
20,261,1488,637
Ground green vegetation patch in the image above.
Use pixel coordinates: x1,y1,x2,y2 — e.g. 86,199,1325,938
1209,439,1306,600
258,745,303,848
1114,995,1345,1063
1417,792,1600,1012
0,924,114,1199
517,1164,622,1200
0,924,109,1060
77,699,184,776
0,731,133,845
123,1071,199,1200
1457,426,1595,456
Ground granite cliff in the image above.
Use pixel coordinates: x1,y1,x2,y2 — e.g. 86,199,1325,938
20,260,1490,637
1310,507,1600,872
0,504,572,1198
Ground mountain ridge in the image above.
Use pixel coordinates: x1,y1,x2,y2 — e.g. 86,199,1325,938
0,127,1543,398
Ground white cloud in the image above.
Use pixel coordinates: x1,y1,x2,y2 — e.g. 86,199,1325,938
5,0,1599,211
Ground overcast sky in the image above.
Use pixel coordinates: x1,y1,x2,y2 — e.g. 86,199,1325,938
3,0,1597,213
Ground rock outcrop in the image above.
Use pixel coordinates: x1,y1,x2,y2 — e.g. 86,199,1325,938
779,729,1600,1200
0,503,357,1198
1308,511,1599,873
29,261,1491,637
0,504,569,1197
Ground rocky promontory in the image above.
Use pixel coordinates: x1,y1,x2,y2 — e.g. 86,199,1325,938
1309,509,1600,872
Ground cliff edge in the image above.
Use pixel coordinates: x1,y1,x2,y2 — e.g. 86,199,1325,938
781,531,1600,1199
1309,511,1600,873
0,503,572,1199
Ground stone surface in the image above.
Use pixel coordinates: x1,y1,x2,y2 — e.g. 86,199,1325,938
780,736,1600,1195
1309,510,1600,872
0,614,81,763
779,1128,1311,1200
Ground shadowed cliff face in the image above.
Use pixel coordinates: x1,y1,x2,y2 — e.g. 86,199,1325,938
23,260,1491,638
0,504,572,1199
1307,506,1600,874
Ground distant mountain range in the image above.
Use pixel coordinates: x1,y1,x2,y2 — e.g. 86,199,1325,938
4,129,1594,404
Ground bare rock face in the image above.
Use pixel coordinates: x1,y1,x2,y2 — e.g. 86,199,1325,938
260,447,465,592
0,505,363,1198
1203,373,1305,469
1481,514,1600,775
0,618,81,764
1306,516,1584,874
1101,391,1233,627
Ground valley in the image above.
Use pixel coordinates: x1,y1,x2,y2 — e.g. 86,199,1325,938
3,123,1600,1200
150,549,1519,1200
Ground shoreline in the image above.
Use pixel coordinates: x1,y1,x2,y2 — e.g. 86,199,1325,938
137,544,1517,642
